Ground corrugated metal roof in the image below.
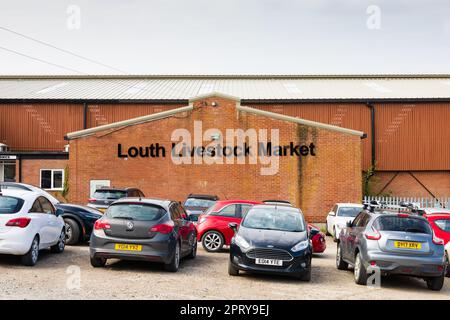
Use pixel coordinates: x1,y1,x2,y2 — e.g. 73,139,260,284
0,75,450,101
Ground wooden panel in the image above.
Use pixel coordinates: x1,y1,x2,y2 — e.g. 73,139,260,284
249,103,372,170
86,104,184,128
375,103,450,170
0,103,84,151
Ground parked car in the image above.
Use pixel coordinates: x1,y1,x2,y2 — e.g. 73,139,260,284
183,194,218,221
0,188,65,266
309,224,326,253
423,211,450,277
89,198,197,272
87,187,145,212
228,204,312,281
326,203,363,241
336,205,446,291
0,182,60,205
196,200,261,252
56,203,103,245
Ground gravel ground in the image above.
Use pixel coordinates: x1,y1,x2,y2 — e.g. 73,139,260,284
0,237,448,300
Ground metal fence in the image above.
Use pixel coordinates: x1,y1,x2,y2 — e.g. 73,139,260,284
363,196,449,209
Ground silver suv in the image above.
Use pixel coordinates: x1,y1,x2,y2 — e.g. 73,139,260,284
336,204,446,291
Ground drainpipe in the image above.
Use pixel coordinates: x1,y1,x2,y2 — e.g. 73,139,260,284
366,102,376,168
18,154,22,183
83,102,88,129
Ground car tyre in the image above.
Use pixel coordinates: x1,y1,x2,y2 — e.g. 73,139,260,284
186,236,197,259
202,231,224,252
228,260,239,276
50,229,66,253
90,256,107,268
354,252,368,285
426,274,445,291
165,241,180,272
336,243,348,270
297,268,312,282
21,236,39,267
64,219,80,245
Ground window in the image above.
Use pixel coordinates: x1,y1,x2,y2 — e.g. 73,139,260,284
337,207,362,218
38,197,55,214
29,199,44,213
216,204,237,217
240,204,253,218
373,216,431,234
0,196,24,214
170,204,182,220
107,203,166,221
40,169,64,190
434,219,450,233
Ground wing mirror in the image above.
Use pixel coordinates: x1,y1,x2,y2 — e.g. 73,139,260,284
346,221,353,228
328,211,335,216
228,222,238,232
55,208,64,217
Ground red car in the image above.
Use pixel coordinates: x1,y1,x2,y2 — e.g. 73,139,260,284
196,200,327,253
424,212,450,245
196,200,261,252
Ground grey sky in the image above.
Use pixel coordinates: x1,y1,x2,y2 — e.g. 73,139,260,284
0,0,449,75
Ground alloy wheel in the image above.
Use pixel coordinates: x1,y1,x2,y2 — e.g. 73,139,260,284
336,246,341,267
59,231,66,250
354,255,361,280
31,239,39,264
175,243,180,269
204,233,221,251
65,223,72,241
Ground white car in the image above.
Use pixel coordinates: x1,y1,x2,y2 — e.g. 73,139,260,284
0,189,65,266
326,203,363,241
0,182,60,205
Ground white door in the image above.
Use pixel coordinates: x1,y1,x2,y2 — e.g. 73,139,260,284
28,198,53,247
38,197,61,243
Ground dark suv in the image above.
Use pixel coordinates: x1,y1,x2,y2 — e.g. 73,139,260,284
336,203,446,291
87,187,145,213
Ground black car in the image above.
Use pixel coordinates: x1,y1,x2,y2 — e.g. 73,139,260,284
87,187,145,213
183,194,218,221
228,204,312,281
89,198,197,272
56,203,103,245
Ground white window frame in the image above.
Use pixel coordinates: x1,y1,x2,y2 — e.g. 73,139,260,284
40,169,64,191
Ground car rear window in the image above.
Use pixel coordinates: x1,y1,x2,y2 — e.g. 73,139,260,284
0,196,25,214
434,219,450,233
106,203,166,221
338,207,362,217
184,198,216,208
93,190,126,200
374,216,432,234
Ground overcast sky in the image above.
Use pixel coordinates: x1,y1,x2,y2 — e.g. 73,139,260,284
0,0,449,75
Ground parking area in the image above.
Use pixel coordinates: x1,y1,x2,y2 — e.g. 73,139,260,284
0,237,448,300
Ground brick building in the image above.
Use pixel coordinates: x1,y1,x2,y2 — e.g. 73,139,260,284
66,94,363,222
0,75,449,221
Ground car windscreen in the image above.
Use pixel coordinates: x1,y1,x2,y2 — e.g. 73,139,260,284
242,207,305,232
373,216,432,234
338,207,362,217
93,190,126,200
184,198,216,208
106,203,166,221
0,196,25,214
434,219,450,233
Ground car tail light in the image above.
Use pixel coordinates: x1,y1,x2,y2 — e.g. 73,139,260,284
150,223,174,234
365,227,381,240
370,261,376,266
432,232,444,245
94,220,111,230
6,217,31,228
88,198,96,203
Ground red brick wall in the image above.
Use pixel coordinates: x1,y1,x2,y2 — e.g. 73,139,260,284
68,96,362,222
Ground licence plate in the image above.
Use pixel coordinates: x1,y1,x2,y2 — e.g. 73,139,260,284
394,241,421,250
114,243,142,251
255,258,283,266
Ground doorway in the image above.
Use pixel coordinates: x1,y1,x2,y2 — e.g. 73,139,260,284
0,161,16,182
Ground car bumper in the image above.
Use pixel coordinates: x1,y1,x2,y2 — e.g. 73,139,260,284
90,231,175,264
364,251,445,277
0,228,34,255
229,244,312,277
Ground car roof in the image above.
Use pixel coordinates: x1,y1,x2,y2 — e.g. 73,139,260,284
0,188,40,200
424,213,450,219
421,208,450,214
216,200,261,205
251,203,301,212
187,194,218,200
111,197,173,209
336,203,364,207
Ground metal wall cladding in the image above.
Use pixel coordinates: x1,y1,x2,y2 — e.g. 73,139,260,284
86,104,183,128
0,103,84,151
249,103,372,170
374,103,450,171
